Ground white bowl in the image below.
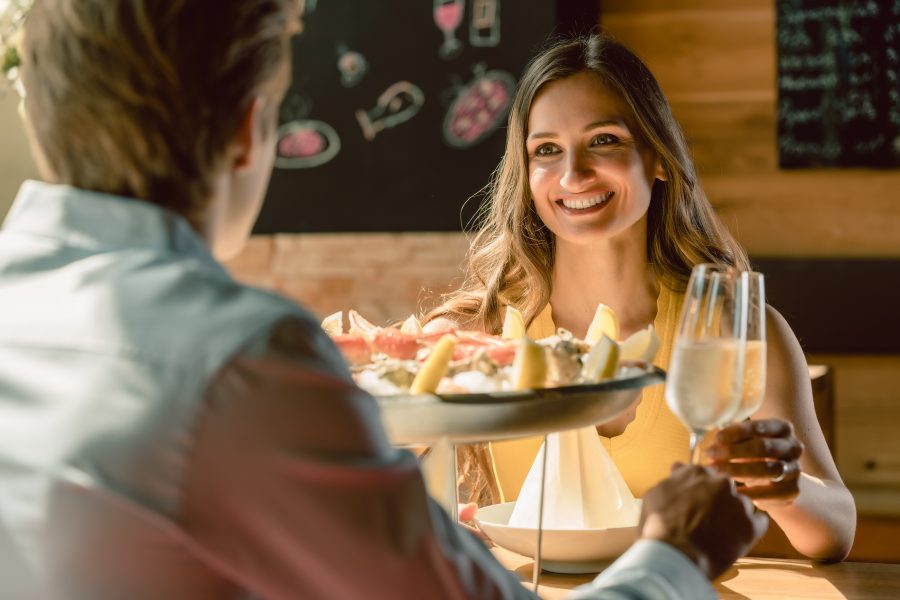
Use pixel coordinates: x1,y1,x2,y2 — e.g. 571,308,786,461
475,501,641,574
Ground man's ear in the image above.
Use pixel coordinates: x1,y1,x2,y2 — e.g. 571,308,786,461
232,96,266,171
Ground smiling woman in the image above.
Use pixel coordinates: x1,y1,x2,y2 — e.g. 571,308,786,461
526,71,663,250
426,32,856,562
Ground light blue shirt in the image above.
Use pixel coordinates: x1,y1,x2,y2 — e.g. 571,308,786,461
0,180,716,599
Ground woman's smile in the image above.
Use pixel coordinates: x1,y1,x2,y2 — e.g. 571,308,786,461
557,190,614,213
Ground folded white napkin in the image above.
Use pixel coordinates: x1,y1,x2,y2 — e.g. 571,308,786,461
508,427,639,529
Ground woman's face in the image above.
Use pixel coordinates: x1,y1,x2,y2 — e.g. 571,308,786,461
526,72,663,246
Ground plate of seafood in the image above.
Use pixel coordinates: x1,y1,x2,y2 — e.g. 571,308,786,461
322,305,666,445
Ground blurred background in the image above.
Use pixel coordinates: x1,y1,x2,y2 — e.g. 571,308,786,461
1,0,897,562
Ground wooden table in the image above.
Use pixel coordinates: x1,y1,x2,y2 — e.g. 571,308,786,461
493,546,900,599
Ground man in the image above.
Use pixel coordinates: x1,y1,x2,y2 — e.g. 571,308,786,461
0,1,766,598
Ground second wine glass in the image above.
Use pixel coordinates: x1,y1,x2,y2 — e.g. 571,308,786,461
727,271,766,424
666,264,748,463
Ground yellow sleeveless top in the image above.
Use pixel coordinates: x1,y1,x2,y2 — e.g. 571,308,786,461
488,286,690,499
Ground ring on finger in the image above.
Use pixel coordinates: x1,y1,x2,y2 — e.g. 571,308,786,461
771,460,799,483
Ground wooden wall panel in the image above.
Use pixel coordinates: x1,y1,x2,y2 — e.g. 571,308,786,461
225,233,469,325
807,355,900,490
670,98,777,175
705,172,900,256
602,0,764,12
602,1,900,258
601,8,775,100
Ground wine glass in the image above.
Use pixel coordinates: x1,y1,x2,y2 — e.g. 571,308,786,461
433,0,464,59
727,271,766,423
666,264,747,463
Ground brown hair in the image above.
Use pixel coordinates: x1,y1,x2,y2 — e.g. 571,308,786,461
20,0,301,228
431,32,750,505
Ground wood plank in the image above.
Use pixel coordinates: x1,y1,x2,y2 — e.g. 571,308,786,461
848,515,900,562
269,232,468,277
703,172,900,256
225,232,469,325
807,355,900,490
602,0,765,13
851,487,900,519
672,98,777,175
602,8,775,97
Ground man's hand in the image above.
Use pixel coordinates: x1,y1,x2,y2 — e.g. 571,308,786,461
639,464,768,580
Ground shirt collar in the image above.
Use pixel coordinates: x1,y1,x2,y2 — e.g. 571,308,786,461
3,180,216,263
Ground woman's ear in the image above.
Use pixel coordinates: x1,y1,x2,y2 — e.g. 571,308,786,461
654,159,667,182
232,96,266,171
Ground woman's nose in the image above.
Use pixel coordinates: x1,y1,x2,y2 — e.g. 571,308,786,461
559,150,596,192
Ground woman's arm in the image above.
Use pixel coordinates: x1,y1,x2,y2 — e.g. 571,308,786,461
708,306,856,561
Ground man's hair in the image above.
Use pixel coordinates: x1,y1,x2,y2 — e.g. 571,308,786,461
20,0,300,225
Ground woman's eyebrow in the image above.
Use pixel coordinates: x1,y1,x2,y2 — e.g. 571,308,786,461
582,118,626,131
527,118,627,141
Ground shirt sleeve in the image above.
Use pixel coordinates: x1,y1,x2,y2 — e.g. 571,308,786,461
566,540,717,600
180,316,534,600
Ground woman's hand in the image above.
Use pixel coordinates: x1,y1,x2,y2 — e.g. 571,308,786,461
596,398,639,438
458,502,493,545
705,418,804,509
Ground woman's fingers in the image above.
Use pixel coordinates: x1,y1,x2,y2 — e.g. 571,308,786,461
716,418,794,444
458,502,479,522
707,436,803,462
711,458,793,481
708,418,803,506
456,503,493,545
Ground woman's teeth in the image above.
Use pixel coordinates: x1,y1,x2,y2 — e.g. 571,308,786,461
560,191,613,210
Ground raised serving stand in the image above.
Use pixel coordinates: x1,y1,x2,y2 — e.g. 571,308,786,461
376,366,665,592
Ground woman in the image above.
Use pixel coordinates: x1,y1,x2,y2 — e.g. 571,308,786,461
426,33,855,561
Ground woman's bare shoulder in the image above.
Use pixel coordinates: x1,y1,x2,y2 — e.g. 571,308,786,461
422,315,486,333
422,317,460,334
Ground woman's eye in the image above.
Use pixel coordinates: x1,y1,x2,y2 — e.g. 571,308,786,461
591,133,620,146
533,144,559,157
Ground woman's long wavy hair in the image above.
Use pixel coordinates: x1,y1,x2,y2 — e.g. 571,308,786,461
429,32,750,507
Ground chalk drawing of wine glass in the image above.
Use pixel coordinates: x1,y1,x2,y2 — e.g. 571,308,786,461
469,0,500,47
433,0,464,59
355,81,425,141
336,43,369,88
442,64,515,148
275,120,341,169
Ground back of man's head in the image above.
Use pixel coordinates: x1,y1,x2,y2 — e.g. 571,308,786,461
19,0,300,225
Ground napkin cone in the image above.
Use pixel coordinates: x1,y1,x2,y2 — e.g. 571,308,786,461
508,427,639,529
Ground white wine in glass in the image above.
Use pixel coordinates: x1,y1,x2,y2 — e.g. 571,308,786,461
728,272,766,423
666,264,748,463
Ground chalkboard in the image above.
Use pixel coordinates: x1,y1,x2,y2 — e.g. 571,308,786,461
776,0,900,168
255,0,599,234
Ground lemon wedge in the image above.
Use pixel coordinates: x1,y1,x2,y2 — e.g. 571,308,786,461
320,311,343,337
511,337,548,390
501,306,527,340
619,325,661,363
409,335,457,394
581,334,620,382
584,303,619,344
400,314,424,336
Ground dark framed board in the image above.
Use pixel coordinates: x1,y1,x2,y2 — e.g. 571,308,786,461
255,0,600,233
776,0,900,168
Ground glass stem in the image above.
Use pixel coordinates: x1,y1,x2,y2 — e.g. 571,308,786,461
689,429,705,465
